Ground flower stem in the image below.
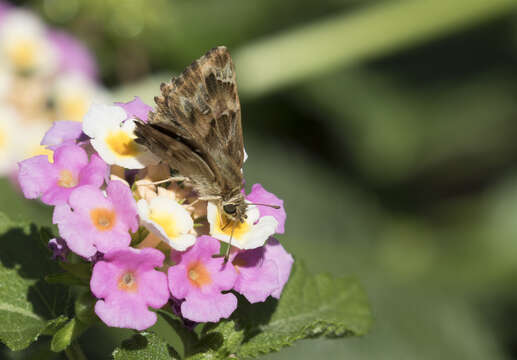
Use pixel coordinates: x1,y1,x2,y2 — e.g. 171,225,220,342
65,341,87,360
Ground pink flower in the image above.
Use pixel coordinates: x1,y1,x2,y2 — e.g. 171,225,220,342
115,96,153,123
53,181,138,258
41,121,83,150
168,236,238,323
246,184,286,234
232,238,294,303
18,144,107,205
47,30,97,80
90,247,169,330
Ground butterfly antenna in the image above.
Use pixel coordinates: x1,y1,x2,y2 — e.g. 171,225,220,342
247,203,281,209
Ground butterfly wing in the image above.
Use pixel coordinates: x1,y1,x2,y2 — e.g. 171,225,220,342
134,122,216,188
134,46,244,196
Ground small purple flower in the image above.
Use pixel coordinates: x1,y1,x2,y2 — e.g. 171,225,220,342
47,30,97,80
168,236,238,323
115,96,153,123
48,237,69,261
18,144,107,205
90,247,169,330
232,237,294,302
53,180,138,258
246,184,286,234
41,121,83,150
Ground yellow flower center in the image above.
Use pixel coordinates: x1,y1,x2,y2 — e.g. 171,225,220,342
187,261,211,287
118,271,138,292
58,169,77,188
90,208,117,231
106,130,139,157
215,212,250,241
7,40,37,70
149,211,178,239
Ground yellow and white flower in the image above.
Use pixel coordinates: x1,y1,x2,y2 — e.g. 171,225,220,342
0,10,56,75
137,195,196,251
82,103,159,169
52,72,108,122
207,202,278,250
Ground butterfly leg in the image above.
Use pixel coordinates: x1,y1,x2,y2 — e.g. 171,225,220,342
186,196,219,207
198,195,222,201
135,176,190,187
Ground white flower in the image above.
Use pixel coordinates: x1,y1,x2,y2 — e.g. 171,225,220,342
0,107,54,175
0,10,56,75
207,202,278,250
137,195,196,251
52,72,109,122
82,103,159,169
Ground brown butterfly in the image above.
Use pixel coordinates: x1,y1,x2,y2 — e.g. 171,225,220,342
134,47,277,252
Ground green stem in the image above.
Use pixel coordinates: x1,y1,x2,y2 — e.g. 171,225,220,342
234,0,517,97
64,341,87,360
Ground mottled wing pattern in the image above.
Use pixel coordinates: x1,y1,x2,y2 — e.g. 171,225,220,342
134,46,244,196
133,121,216,185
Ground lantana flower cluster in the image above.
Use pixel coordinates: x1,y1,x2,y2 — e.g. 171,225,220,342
18,98,293,330
0,2,106,177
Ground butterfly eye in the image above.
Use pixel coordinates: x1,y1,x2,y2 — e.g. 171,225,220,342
223,204,237,215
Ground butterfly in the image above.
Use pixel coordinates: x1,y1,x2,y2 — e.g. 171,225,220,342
134,46,277,256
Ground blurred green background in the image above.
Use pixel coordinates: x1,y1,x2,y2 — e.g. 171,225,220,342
3,0,517,359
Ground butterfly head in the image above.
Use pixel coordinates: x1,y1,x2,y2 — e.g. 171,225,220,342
221,192,247,223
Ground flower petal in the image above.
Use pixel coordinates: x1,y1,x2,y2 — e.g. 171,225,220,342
247,183,286,234
115,96,153,122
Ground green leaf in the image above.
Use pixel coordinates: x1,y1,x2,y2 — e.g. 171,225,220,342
74,291,99,326
59,262,92,281
113,332,180,360
45,272,88,286
184,262,371,359
41,315,69,336
50,318,88,352
159,310,199,357
186,321,244,360
234,262,372,358
0,213,72,350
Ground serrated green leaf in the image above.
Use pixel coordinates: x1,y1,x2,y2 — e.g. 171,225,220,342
113,332,180,360
189,321,244,359
184,321,244,360
0,213,72,350
234,262,372,358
